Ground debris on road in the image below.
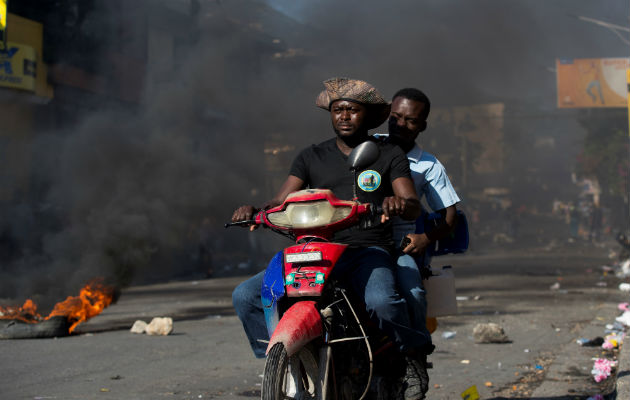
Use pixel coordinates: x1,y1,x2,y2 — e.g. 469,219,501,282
130,320,148,334
460,385,479,400
591,358,617,382
550,282,561,290
576,337,604,347
146,317,174,336
129,317,173,335
441,331,456,339
473,322,510,343
616,311,630,327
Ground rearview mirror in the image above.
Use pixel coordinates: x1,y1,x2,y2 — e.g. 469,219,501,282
347,140,379,171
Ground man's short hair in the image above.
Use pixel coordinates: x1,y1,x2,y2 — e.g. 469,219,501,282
392,88,431,120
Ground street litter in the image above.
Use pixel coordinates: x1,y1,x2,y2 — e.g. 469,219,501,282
442,331,456,339
602,333,624,350
617,259,630,278
576,337,604,347
484,381,493,387
615,311,630,327
460,359,470,364
590,358,617,382
595,282,607,287
535,364,543,370
130,320,148,334
456,296,470,301
473,322,510,343
619,283,630,292
129,317,173,335
550,282,561,290
461,385,479,400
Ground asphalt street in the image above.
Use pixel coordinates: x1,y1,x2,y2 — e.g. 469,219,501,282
1,242,627,400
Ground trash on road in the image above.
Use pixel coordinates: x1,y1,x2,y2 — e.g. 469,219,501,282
473,323,510,343
619,282,630,292
442,331,456,339
130,317,173,335
576,337,604,347
461,385,479,400
549,282,561,290
590,358,617,382
460,359,470,364
616,311,630,326
484,381,493,387
130,320,148,334
146,317,173,336
602,333,624,350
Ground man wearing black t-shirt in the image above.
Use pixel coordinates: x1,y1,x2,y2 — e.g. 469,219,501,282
231,78,432,399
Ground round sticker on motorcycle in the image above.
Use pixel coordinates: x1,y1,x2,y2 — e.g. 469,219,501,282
357,170,381,192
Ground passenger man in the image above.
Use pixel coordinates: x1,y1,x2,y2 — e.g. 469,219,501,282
231,78,432,399
380,88,461,397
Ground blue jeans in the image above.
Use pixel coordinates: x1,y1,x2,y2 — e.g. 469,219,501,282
232,246,432,358
396,253,432,343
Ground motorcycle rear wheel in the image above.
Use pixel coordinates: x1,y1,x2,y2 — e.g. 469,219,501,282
262,343,320,400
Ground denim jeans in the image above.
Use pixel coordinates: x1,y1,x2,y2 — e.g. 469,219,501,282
231,246,432,358
396,252,432,343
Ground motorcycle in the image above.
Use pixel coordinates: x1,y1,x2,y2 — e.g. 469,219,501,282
226,141,467,399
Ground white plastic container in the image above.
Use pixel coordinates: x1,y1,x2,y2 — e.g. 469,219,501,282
423,266,458,317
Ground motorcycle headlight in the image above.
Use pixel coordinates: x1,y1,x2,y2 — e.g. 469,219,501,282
267,200,352,228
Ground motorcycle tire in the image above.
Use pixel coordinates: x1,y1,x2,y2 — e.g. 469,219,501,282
262,342,320,400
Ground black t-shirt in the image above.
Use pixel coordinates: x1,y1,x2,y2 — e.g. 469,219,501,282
289,137,411,249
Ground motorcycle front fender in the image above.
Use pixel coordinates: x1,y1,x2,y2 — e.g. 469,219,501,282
266,300,323,357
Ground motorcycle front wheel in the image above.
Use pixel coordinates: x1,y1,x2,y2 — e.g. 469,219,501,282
262,342,321,400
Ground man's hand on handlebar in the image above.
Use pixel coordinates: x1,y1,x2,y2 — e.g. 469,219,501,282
231,205,259,231
380,196,408,223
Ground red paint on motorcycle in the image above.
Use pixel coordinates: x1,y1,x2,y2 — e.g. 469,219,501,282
261,189,372,239
284,243,347,297
266,301,322,357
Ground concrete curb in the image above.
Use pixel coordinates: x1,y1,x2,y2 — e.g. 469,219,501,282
615,335,630,399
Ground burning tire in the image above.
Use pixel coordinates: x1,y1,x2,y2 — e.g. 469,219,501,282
0,316,70,339
262,343,320,400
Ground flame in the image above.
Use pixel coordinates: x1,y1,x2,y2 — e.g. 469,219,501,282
0,279,115,333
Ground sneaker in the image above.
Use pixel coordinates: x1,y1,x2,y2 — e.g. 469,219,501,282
403,356,429,400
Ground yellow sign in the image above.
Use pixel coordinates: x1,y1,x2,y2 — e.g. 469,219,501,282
0,0,6,50
461,385,480,400
557,58,630,108
0,41,37,91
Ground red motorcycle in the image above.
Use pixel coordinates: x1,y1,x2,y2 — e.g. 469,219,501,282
227,142,410,399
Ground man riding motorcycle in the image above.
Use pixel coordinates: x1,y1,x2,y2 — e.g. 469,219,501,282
231,78,432,399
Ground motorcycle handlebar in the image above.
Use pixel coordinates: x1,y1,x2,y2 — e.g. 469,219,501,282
224,219,257,228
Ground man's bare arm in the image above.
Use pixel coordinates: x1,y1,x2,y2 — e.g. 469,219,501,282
231,175,305,222
381,176,421,222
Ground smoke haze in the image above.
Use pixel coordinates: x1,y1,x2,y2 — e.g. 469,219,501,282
1,0,628,308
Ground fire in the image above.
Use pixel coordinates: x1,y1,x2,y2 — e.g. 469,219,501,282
0,279,115,333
